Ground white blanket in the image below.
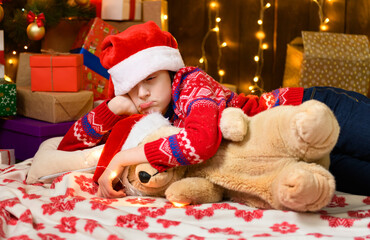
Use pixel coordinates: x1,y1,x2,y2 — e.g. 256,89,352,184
1,160,369,240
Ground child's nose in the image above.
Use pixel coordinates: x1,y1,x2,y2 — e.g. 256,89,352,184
137,84,150,98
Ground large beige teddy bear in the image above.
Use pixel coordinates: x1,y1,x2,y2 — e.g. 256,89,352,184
110,99,339,212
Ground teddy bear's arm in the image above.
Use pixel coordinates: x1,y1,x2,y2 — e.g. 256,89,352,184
165,177,224,205
220,107,249,142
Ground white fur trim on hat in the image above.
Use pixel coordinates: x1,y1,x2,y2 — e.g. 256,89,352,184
109,46,185,96
121,112,171,151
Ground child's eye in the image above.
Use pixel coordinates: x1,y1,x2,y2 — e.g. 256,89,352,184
146,76,156,81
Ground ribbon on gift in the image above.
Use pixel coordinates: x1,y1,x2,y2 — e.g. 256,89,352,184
41,49,73,91
70,48,110,80
130,0,136,20
27,11,46,27
0,150,12,165
0,51,4,66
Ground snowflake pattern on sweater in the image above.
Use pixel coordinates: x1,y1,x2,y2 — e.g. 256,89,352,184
58,66,304,172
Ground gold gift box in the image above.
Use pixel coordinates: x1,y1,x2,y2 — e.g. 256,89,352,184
283,31,370,96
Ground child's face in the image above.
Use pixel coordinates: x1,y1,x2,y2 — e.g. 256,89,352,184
128,70,172,115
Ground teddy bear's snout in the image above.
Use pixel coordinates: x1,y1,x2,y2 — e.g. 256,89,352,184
139,171,151,183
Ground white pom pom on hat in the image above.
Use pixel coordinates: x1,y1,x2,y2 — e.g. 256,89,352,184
100,21,185,98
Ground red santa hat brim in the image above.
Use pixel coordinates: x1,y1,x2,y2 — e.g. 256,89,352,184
93,113,171,183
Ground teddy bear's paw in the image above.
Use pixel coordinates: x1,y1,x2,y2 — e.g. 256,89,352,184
275,164,335,212
165,178,223,205
291,100,340,160
220,107,249,142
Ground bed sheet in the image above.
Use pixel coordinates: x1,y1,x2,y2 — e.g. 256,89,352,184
0,160,369,240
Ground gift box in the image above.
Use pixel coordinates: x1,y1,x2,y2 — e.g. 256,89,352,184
0,116,75,161
71,17,118,100
30,54,84,92
283,31,370,96
0,149,15,165
101,0,142,21
17,86,93,123
16,52,34,87
0,30,4,78
143,0,168,31
0,79,17,116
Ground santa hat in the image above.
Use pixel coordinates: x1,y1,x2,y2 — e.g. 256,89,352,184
93,113,171,183
100,21,185,98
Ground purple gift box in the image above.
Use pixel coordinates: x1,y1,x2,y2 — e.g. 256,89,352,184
0,116,75,162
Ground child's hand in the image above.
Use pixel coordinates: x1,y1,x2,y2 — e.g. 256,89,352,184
97,145,148,198
97,156,127,198
108,95,139,116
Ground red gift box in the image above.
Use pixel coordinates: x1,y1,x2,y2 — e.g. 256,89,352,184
0,149,15,165
71,18,118,100
30,54,84,92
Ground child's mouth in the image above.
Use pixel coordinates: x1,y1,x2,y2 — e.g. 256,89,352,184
140,101,153,111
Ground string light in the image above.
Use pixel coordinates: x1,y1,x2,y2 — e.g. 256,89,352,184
312,0,330,31
172,202,188,208
200,0,226,83
250,0,271,94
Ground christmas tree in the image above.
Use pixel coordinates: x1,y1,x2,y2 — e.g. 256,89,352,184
0,0,96,54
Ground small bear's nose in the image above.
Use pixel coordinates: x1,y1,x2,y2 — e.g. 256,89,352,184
139,171,151,183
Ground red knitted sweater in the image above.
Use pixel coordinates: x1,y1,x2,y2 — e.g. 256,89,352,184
58,67,304,172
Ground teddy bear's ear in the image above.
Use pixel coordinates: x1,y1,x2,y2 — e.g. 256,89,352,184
220,107,249,142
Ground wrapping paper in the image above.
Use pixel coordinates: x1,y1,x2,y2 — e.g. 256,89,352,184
0,79,16,116
101,0,142,21
71,18,118,100
0,30,4,78
0,160,369,239
30,54,84,92
0,149,15,165
17,86,93,123
143,0,168,31
283,31,370,96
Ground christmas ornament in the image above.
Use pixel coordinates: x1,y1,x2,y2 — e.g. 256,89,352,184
0,5,4,23
75,0,90,6
26,11,46,41
27,22,45,41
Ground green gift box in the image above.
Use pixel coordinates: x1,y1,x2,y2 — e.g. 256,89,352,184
0,79,17,116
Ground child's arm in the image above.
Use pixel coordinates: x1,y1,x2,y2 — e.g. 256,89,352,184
97,144,148,198
57,95,138,151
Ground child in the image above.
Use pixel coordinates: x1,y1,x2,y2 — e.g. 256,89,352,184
58,21,370,198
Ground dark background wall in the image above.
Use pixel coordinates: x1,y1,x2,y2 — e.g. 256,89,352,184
167,0,369,93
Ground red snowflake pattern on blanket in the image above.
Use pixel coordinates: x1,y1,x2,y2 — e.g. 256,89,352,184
37,233,66,240
74,175,98,194
1,165,370,240
90,197,118,211
42,188,85,215
157,219,181,228
138,207,166,218
55,216,78,233
320,215,357,227
18,187,41,199
147,232,176,239
327,194,348,208
84,219,102,233
116,214,149,230
270,221,299,234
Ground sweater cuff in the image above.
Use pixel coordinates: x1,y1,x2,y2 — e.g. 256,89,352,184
144,139,171,172
282,87,304,106
94,100,128,129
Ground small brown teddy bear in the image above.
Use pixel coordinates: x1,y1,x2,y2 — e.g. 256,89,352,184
115,100,340,212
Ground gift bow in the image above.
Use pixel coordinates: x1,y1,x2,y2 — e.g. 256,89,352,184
27,11,45,27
